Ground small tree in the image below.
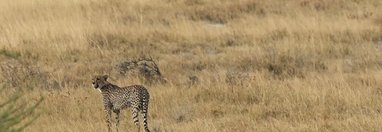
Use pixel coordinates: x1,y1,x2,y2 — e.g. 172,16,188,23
0,87,43,132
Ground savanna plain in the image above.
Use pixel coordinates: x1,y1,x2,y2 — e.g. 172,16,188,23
1,0,382,131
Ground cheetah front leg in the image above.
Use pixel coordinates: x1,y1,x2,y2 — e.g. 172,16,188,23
114,109,120,132
104,101,113,132
104,108,112,132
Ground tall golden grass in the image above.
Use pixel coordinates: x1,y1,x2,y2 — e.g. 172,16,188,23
1,0,382,131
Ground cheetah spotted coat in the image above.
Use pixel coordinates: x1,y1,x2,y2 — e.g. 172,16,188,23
92,75,150,132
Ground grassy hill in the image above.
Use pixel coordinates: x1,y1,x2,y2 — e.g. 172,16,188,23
0,0,382,131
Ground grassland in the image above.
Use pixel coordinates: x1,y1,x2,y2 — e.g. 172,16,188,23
0,0,382,131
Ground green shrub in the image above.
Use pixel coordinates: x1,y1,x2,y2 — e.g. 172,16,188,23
0,87,43,132
0,48,21,59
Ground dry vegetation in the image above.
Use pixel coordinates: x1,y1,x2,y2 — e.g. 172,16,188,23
1,0,382,131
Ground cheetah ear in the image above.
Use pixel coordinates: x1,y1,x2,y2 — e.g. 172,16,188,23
103,75,109,80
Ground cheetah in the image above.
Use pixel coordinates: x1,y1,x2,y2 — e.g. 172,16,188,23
92,75,150,132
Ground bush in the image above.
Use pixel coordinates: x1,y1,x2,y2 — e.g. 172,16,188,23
117,57,166,85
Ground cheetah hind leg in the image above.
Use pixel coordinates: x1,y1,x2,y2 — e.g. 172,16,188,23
142,99,150,132
132,108,140,132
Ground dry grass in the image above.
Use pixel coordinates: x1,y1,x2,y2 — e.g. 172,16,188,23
1,0,382,131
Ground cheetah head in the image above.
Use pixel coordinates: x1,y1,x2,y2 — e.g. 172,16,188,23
92,75,109,92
